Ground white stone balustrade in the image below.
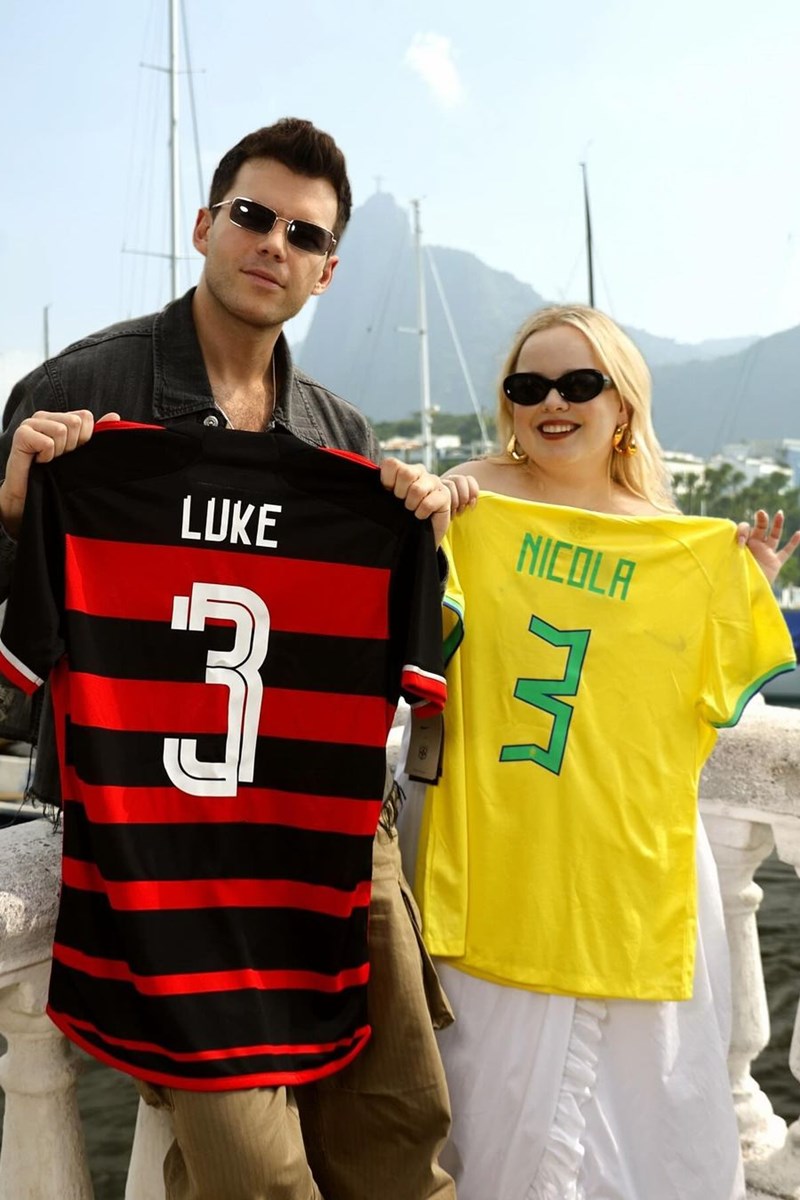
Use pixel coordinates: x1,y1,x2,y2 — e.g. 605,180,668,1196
0,819,94,1199
700,695,800,1198
0,700,797,1198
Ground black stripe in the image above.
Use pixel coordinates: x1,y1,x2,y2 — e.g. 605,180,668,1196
65,613,392,695
55,888,369,975
49,958,367,1059
57,427,411,562
62,804,375,888
66,725,387,797
66,1016,365,1083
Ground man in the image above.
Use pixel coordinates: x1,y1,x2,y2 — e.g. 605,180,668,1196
0,118,455,1200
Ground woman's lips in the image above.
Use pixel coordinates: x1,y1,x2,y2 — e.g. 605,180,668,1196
537,422,578,439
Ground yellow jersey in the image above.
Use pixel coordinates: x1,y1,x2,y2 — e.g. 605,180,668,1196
415,495,795,1000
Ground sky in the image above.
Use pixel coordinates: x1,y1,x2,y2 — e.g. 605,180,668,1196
2,0,800,401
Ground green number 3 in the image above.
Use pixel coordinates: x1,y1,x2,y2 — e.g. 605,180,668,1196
499,615,590,776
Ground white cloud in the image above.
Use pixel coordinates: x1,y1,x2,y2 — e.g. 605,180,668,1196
404,33,465,109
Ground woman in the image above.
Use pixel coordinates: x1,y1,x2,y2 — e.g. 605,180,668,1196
402,306,798,1200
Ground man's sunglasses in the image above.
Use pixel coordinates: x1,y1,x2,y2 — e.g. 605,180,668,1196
503,369,613,407
210,197,337,256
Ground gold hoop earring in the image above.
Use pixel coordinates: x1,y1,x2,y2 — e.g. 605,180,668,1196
506,434,528,463
612,424,638,456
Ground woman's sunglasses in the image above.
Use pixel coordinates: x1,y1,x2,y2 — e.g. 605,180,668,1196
210,196,336,256
503,369,613,407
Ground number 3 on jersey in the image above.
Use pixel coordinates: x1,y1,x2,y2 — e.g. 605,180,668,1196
163,583,269,796
500,614,590,776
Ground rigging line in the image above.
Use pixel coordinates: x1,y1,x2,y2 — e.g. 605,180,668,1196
136,67,165,316
120,0,159,318
138,75,164,316
180,0,206,205
124,3,163,318
713,230,797,454
424,246,491,452
352,229,408,410
557,242,584,302
712,339,763,454
179,148,191,294
594,248,616,318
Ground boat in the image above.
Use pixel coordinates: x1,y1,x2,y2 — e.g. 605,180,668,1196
763,606,800,703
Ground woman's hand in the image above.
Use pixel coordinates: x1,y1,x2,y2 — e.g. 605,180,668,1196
737,509,800,585
443,473,479,516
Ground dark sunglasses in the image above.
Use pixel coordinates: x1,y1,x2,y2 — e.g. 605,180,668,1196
210,196,337,256
503,369,613,407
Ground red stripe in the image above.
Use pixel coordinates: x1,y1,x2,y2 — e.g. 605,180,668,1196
68,673,394,745
62,856,372,916
95,421,165,433
401,668,446,712
63,768,382,833
47,1007,371,1089
64,536,390,637
0,650,38,695
49,1006,370,1062
322,447,376,468
52,943,369,997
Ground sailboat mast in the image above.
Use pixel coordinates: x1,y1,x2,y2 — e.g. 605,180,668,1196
580,161,595,308
411,199,434,470
169,0,180,301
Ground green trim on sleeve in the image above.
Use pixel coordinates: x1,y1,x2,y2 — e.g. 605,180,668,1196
712,661,798,729
442,596,464,667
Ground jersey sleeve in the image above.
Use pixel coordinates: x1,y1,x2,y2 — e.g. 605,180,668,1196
699,534,796,728
441,528,465,667
0,465,66,694
391,519,447,717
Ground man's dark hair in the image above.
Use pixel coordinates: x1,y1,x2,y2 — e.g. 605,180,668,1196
208,118,352,242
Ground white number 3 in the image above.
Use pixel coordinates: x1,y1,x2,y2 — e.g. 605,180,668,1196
163,583,269,796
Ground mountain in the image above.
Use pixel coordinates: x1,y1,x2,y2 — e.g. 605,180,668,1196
650,326,800,456
298,192,795,454
624,329,757,367
298,191,545,423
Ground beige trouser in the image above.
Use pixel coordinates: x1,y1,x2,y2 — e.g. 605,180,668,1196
296,823,455,1200
138,1081,320,1200
140,824,455,1200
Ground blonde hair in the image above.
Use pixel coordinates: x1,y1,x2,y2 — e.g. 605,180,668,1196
495,304,677,511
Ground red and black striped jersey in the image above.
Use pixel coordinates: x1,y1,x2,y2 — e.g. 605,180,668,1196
0,421,446,1090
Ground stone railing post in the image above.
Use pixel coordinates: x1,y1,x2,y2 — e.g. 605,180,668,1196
0,961,93,1200
741,823,800,1195
0,820,93,1200
701,697,800,1198
0,819,173,1199
702,813,785,1151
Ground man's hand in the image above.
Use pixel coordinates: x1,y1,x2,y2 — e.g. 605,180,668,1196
379,459,453,548
737,509,800,586
0,410,120,539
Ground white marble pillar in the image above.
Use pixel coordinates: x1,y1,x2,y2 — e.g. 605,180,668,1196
742,824,800,1195
0,962,93,1200
773,825,800,1128
703,813,786,1153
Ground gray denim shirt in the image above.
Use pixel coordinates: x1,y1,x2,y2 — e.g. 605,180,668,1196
0,288,383,806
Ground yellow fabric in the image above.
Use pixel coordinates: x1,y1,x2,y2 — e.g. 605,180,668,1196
416,495,796,1001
